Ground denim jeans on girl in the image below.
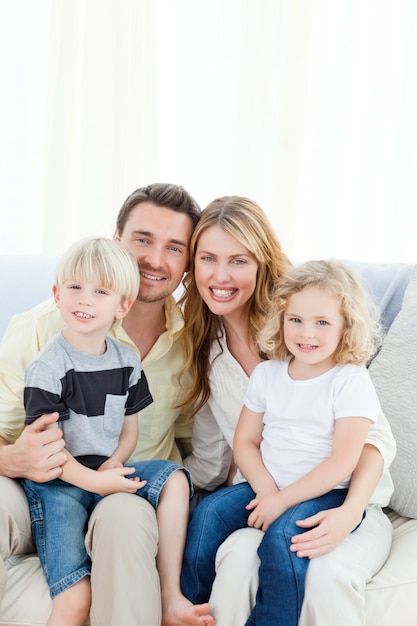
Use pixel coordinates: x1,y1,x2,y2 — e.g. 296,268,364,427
22,459,192,599
181,482,350,626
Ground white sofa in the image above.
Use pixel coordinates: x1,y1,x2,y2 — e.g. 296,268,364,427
1,255,417,625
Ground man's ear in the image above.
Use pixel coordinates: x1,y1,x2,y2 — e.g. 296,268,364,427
114,299,133,320
113,229,121,242
52,284,60,308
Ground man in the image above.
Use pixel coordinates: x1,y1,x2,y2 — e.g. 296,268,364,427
0,183,206,626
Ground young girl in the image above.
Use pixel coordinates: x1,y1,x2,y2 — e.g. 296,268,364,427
21,237,214,626
181,238,391,625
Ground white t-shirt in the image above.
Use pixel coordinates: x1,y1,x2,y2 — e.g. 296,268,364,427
184,326,395,506
243,359,380,490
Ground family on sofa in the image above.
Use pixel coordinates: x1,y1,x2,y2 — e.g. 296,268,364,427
1,183,417,626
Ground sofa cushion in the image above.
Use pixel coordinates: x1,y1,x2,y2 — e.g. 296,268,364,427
369,266,417,518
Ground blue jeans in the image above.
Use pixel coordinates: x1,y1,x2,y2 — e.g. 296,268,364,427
22,459,191,598
181,482,349,626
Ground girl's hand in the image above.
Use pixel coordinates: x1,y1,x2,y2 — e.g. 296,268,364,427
246,492,285,531
290,505,363,558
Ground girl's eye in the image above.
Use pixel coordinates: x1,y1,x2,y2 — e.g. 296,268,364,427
289,317,301,323
318,320,328,326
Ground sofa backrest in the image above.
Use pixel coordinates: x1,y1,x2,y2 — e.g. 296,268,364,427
0,254,59,340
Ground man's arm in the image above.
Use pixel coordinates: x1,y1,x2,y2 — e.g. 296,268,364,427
0,302,66,480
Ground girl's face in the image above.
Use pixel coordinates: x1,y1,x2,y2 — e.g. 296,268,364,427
194,224,259,320
284,286,345,376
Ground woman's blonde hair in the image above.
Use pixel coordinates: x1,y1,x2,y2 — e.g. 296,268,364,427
258,259,383,365
55,237,139,303
178,196,292,415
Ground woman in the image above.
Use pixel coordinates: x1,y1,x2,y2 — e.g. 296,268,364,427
181,196,395,626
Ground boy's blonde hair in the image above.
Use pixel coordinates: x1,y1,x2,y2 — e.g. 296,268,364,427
55,237,139,303
258,259,383,365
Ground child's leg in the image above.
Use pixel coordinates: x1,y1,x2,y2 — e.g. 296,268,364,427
245,490,348,626
21,479,93,623
47,577,91,626
181,482,255,604
156,469,214,626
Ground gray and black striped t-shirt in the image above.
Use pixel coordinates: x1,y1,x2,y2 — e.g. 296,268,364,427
24,332,153,469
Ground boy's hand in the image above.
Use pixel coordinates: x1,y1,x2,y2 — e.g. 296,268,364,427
94,465,147,496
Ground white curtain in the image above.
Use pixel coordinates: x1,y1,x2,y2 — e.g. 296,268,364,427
1,0,416,262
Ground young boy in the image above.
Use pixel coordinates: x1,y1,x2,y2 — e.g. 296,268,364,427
21,237,214,626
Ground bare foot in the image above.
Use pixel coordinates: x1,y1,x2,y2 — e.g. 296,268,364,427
162,597,215,626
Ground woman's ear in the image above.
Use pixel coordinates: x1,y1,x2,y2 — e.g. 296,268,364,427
114,298,134,320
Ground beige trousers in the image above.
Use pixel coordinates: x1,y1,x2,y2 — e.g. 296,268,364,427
0,476,160,626
209,504,393,626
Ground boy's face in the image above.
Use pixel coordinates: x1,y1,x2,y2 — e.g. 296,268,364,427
53,280,131,338
117,202,194,303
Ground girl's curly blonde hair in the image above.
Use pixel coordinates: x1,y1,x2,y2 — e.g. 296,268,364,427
258,259,383,365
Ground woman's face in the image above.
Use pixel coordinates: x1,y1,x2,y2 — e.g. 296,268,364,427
194,224,259,319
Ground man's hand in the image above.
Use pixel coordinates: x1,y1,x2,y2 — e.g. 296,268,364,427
1,412,67,482
290,505,363,559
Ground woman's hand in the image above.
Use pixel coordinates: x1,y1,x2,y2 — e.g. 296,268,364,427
290,504,363,559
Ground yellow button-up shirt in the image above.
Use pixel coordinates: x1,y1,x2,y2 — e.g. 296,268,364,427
0,296,193,464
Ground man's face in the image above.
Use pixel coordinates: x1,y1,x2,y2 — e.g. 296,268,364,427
117,201,194,303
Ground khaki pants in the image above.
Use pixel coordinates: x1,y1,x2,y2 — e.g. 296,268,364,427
0,476,160,626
